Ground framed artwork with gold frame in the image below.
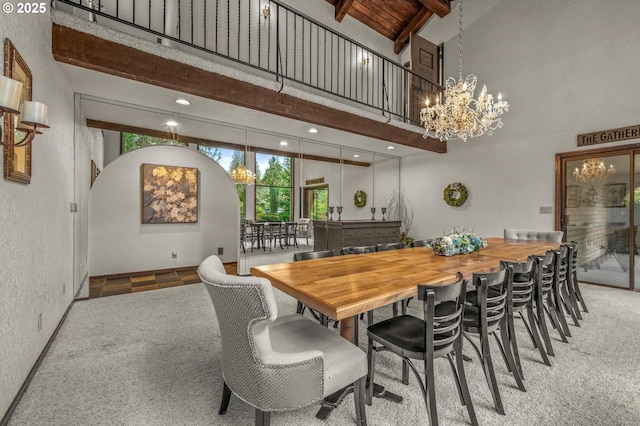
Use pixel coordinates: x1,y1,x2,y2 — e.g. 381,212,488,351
141,164,199,223
3,38,33,183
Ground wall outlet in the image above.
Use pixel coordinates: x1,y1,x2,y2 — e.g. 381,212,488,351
539,206,553,214
37,313,42,331
218,247,224,255
172,251,178,259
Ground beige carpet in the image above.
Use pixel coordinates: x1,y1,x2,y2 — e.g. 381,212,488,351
7,282,640,425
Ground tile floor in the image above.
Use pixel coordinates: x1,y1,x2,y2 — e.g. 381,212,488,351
89,263,238,298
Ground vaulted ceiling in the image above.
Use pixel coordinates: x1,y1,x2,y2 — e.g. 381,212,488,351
326,0,452,53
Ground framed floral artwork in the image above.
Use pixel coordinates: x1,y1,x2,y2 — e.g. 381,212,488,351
141,163,198,223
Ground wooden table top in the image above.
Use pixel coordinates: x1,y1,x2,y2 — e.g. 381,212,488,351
250,237,560,322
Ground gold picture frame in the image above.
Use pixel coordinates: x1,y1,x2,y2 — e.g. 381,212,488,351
3,39,32,183
141,163,199,223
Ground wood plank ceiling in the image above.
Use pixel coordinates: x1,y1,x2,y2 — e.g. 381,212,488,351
326,0,452,53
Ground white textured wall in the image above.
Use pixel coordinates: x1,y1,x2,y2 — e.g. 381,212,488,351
103,129,121,165
74,110,104,298
298,155,399,220
89,145,239,276
0,10,76,418
403,0,640,241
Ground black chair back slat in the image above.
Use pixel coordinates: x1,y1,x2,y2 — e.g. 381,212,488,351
340,245,376,255
376,242,406,251
293,249,334,261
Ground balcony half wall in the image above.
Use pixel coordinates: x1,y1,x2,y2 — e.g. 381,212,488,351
51,21,445,154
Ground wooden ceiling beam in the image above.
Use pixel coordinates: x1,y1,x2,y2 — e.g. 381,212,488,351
335,0,355,22
394,8,433,54
53,24,445,153
418,0,451,18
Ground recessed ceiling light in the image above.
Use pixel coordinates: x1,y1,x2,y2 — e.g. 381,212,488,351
175,98,190,106
353,154,360,158
280,140,288,146
386,145,395,150
166,120,178,127
308,128,318,133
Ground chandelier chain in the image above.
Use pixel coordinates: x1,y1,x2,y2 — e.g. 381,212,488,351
458,0,463,80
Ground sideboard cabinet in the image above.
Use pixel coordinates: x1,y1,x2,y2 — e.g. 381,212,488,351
313,220,402,252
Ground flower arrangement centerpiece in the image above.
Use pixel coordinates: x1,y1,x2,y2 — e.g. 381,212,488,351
428,230,487,256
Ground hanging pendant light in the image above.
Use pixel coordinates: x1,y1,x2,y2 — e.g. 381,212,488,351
229,146,256,185
420,0,509,142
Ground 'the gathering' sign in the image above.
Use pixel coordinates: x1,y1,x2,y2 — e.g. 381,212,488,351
578,124,640,146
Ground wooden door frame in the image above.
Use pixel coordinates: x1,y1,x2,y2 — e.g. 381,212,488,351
556,143,640,290
302,184,329,219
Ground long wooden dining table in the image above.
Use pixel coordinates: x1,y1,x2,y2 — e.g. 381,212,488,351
250,237,561,343
250,237,561,419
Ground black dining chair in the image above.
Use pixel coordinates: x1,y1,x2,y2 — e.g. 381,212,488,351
500,257,552,373
293,250,336,327
552,246,576,335
411,239,433,248
531,250,566,357
568,241,588,314
462,266,524,415
366,272,478,426
341,245,376,255
376,242,406,251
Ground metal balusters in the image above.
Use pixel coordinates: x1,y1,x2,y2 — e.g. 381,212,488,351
56,0,443,123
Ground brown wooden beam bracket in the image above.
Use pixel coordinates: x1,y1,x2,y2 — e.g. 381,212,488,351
394,8,433,54
418,0,451,18
335,0,355,22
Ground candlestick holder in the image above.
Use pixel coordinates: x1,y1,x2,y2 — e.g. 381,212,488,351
337,206,343,221
370,207,376,220
381,207,387,221
329,206,335,221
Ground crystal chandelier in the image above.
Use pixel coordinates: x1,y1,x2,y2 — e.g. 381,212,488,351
229,165,256,185
420,0,508,142
573,158,615,183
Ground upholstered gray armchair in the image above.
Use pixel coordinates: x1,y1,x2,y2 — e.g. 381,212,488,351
504,229,564,242
197,255,367,426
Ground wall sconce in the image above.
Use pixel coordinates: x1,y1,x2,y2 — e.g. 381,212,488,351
362,56,370,67
262,5,270,20
0,74,48,147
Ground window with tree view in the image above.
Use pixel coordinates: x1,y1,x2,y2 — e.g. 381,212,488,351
255,153,292,222
122,132,186,152
198,145,246,217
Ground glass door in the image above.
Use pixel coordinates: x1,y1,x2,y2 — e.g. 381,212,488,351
564,154,631,288
303,185,328,221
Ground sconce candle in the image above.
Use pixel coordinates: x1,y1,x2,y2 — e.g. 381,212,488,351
21,101,48,127
0,75,23,113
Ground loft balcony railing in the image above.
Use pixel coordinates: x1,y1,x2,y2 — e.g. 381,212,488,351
55,0,442,126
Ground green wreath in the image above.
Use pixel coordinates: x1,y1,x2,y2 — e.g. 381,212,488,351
354,190,367,207
443,182,468,207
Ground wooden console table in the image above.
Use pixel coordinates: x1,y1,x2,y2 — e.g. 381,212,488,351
313,220,401,252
